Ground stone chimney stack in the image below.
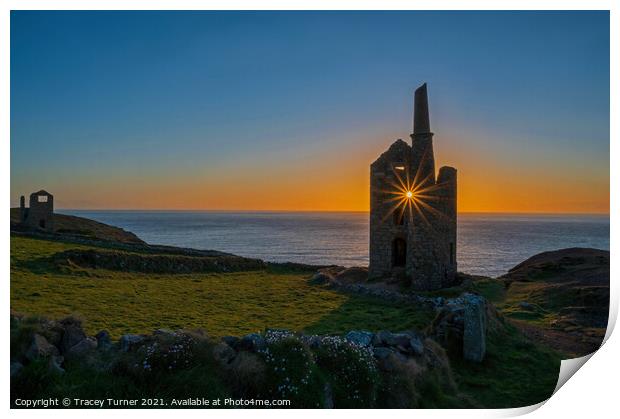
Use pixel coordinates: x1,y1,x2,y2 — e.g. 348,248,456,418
410,83,436,185
413,83,431,134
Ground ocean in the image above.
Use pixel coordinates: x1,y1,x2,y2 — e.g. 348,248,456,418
60,211,609,278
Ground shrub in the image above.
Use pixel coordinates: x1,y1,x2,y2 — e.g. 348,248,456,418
375,350,459,408
258,331,324,407
314,336,379,408
11,358,57,403
137,333,196,374
109,331,231,400
224,351,266,398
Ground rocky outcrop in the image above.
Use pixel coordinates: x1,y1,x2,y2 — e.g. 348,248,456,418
462,294,486,362
345,330,373,347
66,338,97,358
60,317,88,353
10,314,461,408
96,330,112,350
216,328,435,364
11,316,107,375
10,314,448,378
312,267,492,363
120,334,145,352
25,334,58,361
428,293,492,362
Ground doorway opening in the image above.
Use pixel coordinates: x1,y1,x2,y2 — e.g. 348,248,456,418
392,238,407,267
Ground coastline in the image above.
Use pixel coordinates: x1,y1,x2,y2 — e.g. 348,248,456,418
9,211,610,408
46,209,610,277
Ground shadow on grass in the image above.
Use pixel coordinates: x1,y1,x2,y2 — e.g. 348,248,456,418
302,294,435,336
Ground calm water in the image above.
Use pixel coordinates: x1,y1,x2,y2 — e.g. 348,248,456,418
61,211,609,277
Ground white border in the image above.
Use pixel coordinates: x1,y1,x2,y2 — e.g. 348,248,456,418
2,2,617,418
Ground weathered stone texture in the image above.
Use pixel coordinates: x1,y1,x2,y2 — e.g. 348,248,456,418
428,293,488,363
19,190,54,231
462,294,486,362
369,84,457,290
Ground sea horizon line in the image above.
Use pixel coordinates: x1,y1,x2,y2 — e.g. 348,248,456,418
48,208,611,217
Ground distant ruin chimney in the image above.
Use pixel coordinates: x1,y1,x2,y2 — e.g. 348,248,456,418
19,195,26,222
413,83,431,135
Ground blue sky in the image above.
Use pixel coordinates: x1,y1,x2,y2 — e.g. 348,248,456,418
10,11,610,212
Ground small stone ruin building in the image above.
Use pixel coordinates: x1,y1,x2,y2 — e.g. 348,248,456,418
19,190,54,231
369,84,457,290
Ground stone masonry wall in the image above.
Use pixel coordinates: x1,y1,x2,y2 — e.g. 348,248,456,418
369,86,457,290
369,139,412,280
23,190,54,231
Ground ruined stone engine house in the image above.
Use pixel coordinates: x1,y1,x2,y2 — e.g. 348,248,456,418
369,84,457,290
18,190,54,231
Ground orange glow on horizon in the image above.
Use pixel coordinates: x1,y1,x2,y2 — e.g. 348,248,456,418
12,132,609,215
24,165,608,214
21,164,608,214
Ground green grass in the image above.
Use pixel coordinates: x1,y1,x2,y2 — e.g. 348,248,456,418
452,275,607,333
11,235,564,408
11,236,433,339
452,324,560,408
417,275,506,302
418,273,583,329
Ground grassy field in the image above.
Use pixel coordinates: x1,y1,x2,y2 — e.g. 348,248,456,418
11,234,567,408
11,236,434,339
452,324,559,408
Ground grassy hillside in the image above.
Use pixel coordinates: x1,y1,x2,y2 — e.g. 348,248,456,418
11,235,434,339
11,208,144,244
418,248,609,358
498,248,608,357
500,248,608,326
11,233,567,408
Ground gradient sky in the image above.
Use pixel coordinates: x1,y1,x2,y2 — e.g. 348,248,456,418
11,11,609,213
